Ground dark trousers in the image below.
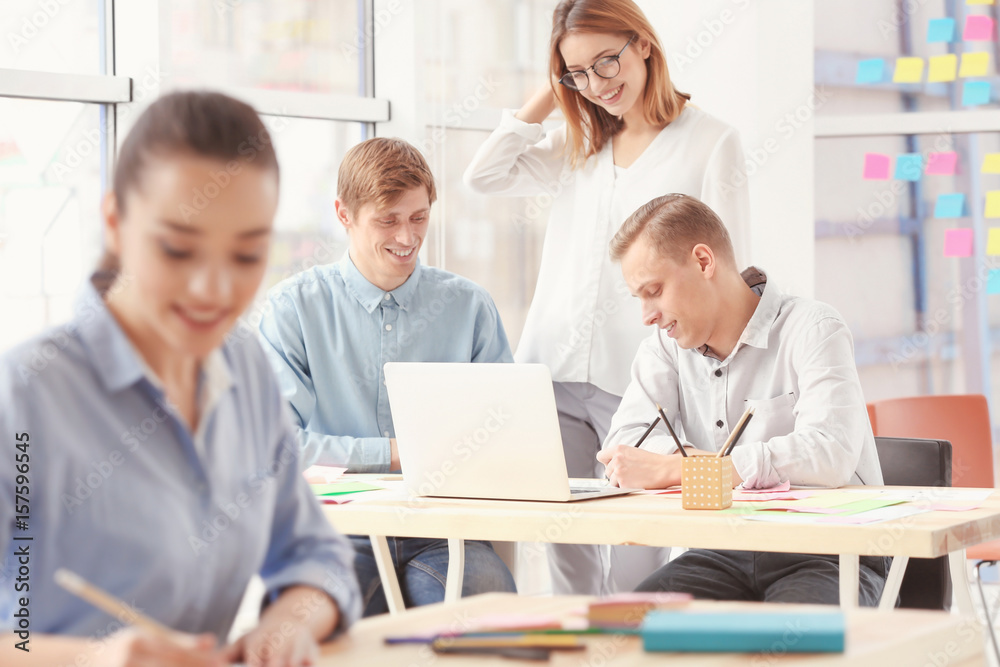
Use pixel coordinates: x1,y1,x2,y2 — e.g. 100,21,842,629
635,549,890,606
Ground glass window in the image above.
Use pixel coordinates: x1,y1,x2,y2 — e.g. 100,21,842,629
166,0,363,94
0,0,101,75
423,0,558,110
0,99,104,350
816,0,998,116
422,128,548,350
262,115,364,290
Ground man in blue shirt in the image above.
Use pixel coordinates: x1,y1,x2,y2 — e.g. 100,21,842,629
258,137,516,616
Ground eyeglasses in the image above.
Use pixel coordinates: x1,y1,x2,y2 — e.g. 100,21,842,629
558,37,634,92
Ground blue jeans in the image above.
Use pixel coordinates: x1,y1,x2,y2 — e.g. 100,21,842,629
350,536,516,617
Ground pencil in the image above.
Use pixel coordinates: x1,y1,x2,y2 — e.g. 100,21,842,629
719,408,755,457
633,416,660,448
655,403,687,457
54,569,178,640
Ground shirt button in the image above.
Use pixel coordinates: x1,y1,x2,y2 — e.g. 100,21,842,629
384,431,390,437
714,369,722,377
716,420,724,428
384,293,391,300
385,324,392,331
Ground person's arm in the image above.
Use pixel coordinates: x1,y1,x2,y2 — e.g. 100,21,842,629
729,314,869,489
515,84,557,124
598,333,706,489
258,291,393,471
700,127,752,268
470,291,515,364
463,87,568,197
0,630,223,667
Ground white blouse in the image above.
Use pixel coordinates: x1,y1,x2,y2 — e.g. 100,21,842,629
464,105,751,397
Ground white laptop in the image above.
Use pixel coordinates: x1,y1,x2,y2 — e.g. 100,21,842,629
384,362,635,502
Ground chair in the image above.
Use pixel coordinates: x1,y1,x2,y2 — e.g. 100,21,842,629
873,436,952,610
870,395,999,659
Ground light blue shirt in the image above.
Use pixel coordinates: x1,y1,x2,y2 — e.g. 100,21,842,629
258,254,513,471
0,277,361,640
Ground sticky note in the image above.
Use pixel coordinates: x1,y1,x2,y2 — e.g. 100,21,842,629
926,151,958,175
969,0,996,4
862,153,891,180
987,191,1000,218
944,228,973,256
928,18,957,42
983,154,1000,173
856,58,885,84
928,54,958,82
936,194,967,218
989,270,1000,294
893,57,925,83
988,227,1000,253
964,15,995,40
960,52,990,77
895,153,924,181
962,81,991,105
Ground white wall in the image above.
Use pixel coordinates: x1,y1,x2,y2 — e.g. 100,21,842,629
645,0,815,296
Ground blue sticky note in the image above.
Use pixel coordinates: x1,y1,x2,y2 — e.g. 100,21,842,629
856,58,885,84
928,18,956,43
895,154,924,181
963,81,992,106
988,269,1000,294
935,193,967,218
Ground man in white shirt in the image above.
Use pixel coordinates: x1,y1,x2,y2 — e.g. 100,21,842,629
598,193,887,604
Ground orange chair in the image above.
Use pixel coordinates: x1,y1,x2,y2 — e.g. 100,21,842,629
869,395,1000,651
866,403,877,436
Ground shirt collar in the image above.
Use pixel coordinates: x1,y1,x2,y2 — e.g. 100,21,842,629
696,266,778,360
73,274,235,404
339,251,423,313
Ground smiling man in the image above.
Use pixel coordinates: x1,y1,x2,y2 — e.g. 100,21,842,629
258,137,516,615
598,193,888,606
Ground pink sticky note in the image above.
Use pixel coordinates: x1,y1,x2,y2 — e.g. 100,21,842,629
964,14,995,41
926,151,959,175
944,228,974,257
863,153,891,180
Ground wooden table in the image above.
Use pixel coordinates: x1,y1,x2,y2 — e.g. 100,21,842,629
324,482,1000,615
318,593,985,666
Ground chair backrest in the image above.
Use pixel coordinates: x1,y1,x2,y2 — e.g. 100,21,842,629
873,436,953,611
870,394,992,488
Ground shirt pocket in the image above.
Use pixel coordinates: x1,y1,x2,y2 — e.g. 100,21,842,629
740,393,797,444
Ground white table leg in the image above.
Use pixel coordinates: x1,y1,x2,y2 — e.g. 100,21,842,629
840,554,860,608
445,538,465,603
949,549,975,616
370,535,405,615
878,556,908,610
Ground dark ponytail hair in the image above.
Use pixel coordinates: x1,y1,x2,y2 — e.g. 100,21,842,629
98,90,279,282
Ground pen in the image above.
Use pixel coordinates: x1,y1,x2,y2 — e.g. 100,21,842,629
655,403,687,457
633,416,660,448
719,408,755,457
54,569,185,643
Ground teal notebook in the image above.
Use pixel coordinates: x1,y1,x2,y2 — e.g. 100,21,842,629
640,611,845,653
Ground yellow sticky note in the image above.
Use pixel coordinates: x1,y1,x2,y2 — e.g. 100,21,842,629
893,57,925,83
988,227,1000,255
929,54,958,82
987,192,1000,221
983,153,1000,173
960,52,990,77
968,0,995,4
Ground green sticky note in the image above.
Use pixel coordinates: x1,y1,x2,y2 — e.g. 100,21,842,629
311,481,384,496
827,498,909,515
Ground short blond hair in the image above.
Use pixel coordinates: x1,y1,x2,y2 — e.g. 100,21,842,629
610,194,735,266
337,137,437,213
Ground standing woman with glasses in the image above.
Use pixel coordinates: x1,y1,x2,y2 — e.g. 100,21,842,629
465,0,751,596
